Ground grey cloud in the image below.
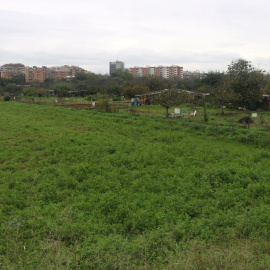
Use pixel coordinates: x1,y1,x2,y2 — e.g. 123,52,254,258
1,0,270,74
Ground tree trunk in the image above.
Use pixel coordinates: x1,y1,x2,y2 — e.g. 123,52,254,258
220,105,224,115
202,97,208,122
166,107,169,118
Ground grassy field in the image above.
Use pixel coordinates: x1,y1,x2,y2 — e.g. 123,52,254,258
0,101,270,269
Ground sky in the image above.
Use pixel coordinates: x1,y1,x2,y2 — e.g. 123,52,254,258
1,0,270,74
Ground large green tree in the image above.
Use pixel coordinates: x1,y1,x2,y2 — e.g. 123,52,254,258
264,73,270,94
111,69,133,81
22,87,47,97
142,76,167,91
211,79,236,114
53,82,73,97
122,85,149,99
201,72,224,88
152,90,189,117
3,83,22,95
8,74,25,85
225,59,265,107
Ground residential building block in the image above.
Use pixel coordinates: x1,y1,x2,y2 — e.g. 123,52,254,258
25,65,87,83
0,63,25,79
129,65,183,80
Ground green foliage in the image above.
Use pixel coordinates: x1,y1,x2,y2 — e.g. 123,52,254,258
111,69,134,81
211,83,235,114
3,95,11,101
152,90,189,117
22,87,47,97
4,83,22,95
143,76,167,91
75,72,87,80
85,95,95,101
43,78,55,88
0,74,25,86
8,74,25,84
201,71,224,87
0,77,9,87
53,82,73,97
226,59,265,107
96,99,116,112
264,74,270,94
122,85,149,98
176,77,202,91
209,59,265,112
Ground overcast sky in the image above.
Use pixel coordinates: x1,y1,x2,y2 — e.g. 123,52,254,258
1,0,270,74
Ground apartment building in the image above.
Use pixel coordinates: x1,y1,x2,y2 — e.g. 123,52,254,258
183,70,204,79
0,63,25,79
129,65,183,80
25,65,87,83
25,66,51,83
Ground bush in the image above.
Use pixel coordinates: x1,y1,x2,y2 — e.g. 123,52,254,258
3,95,11,101
112,97,121,101
86,95,96,101
96,99,116,113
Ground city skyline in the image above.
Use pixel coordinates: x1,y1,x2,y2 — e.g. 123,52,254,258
1,0,270,74
0,62,195,81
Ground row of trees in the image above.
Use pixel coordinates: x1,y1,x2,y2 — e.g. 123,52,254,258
1,59,269,110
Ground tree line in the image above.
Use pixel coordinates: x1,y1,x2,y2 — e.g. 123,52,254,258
1,59,270,109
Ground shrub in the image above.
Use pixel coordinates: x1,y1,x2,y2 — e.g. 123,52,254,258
86,95,95,101
96,99,116,113
3,95,11,101
112,97,121,101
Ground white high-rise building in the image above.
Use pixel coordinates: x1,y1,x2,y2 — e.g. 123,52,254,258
129,65,183,80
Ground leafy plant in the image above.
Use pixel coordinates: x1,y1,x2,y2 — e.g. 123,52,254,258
3,95,11,101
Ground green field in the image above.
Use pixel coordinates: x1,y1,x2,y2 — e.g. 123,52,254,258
1,102,270,269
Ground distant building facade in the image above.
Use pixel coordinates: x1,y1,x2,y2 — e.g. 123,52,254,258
183,70,205,79
25,65,87,83
129,65,183,80
0,63,25,79
0,63,87,83
109,61,125,76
